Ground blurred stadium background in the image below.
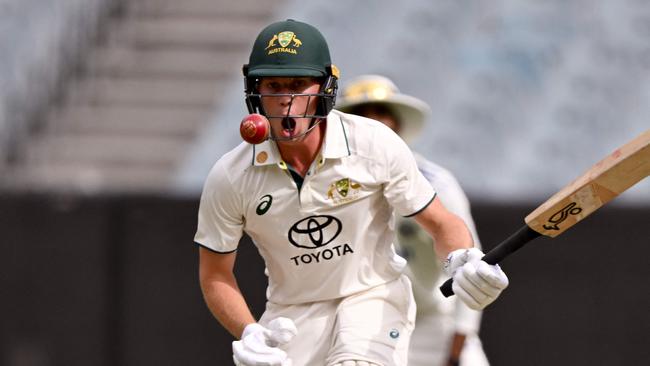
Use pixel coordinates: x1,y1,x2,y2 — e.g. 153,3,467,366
1,0,648,365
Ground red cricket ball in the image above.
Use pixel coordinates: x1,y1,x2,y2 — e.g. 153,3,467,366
240,113,270,144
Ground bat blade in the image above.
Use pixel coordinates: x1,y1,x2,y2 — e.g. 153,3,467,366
525,129,650,237
440,129,650,297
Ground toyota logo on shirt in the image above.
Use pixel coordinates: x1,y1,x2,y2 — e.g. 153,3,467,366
288,215,342,249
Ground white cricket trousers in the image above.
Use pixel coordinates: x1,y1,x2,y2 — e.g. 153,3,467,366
259,275,416,366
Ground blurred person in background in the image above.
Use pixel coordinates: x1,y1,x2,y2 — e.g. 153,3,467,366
337,75,490,366
195,19,507,366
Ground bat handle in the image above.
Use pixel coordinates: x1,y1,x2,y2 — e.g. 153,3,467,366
439,225,541,297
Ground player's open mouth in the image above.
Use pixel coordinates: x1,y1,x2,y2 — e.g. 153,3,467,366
281,117,296,133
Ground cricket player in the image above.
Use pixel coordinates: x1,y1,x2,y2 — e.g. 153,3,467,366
336,75,490,366
195,19,509,366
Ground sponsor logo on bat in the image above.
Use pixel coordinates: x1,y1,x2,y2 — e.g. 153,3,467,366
543,202,583,230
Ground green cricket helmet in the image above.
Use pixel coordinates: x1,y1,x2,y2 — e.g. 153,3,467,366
243,19,340,119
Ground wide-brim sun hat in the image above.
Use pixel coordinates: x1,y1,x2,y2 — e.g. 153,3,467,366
336,75,431,143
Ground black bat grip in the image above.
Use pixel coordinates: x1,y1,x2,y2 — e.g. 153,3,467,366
439,225,541,297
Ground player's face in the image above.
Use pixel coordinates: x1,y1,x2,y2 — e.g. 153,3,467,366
357,106,401,134
258,77,322,140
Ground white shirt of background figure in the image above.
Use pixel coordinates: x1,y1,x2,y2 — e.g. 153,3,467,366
337,74,490,366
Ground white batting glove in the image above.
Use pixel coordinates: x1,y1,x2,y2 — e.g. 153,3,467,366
444,248,509,310
232,317,298,366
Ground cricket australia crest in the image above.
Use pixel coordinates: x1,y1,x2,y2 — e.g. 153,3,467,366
327,178,361,205
265,31,302,55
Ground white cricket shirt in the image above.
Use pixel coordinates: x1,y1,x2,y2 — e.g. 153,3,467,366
195,110,436,305
396,153,483,335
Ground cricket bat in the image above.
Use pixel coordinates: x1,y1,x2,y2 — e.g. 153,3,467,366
440,129,650,297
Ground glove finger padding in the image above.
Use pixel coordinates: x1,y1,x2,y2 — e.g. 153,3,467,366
266,317,298,347
233,339,289,365
452,263,483,310
452,261,509,310
476,261,509,290
444,248,484,276
233,320,295,366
